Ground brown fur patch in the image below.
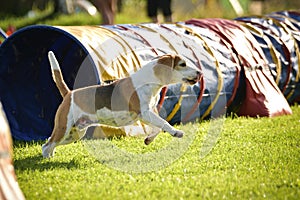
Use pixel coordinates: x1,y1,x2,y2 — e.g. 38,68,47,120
53,70,70,97
115,78,141,114
157,54,181,69
72,77,141,114
72,86,100,113
49,93,71,143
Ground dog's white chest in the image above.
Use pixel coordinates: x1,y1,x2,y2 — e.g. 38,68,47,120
96,107,138,126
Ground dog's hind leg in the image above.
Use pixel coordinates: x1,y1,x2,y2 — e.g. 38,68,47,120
42,125,73,158
42,94,73,158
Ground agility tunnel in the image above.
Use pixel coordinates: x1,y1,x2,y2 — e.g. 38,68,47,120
0,11,299,141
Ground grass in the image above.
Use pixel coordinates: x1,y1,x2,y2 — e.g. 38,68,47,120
13,105,300,199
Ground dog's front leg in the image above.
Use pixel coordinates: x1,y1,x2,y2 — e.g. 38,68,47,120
144,126,161,145
141,110,184,144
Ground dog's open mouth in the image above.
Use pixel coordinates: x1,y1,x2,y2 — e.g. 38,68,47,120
183,73,201,85
183,78,198,85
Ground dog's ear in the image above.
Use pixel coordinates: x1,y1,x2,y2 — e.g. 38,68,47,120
154,55,175,84
157,54,182,69
173,55,182,69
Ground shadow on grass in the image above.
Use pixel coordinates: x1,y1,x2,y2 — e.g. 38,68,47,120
14,155,81,172
13,140,82,172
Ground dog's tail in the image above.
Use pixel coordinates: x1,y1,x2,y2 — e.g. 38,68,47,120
48,51,70,97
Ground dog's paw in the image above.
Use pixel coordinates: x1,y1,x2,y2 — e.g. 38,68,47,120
144,136,154,145
173,130,184,138
42,142,56,158
144,132,159,145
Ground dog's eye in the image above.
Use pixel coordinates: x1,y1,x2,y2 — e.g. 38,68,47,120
178,61,186,67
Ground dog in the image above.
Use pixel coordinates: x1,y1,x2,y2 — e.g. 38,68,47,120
42,51,200,157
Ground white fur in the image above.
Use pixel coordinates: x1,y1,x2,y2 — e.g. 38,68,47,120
48,51,60,70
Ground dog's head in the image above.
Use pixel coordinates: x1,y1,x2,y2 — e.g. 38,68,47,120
154,54,201,85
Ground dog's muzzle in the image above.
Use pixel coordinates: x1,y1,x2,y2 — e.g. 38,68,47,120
183,71,201,85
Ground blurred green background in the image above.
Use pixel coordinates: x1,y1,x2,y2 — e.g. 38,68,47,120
0,0,299,30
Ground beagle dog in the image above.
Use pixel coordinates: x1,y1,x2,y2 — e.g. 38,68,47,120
42,51,200,157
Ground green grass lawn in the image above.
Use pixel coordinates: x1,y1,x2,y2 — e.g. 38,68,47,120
13,105,300,199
